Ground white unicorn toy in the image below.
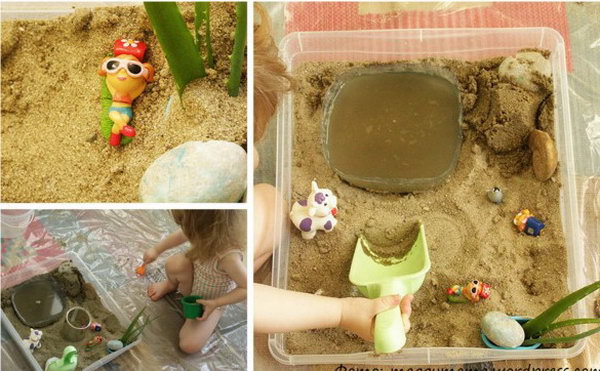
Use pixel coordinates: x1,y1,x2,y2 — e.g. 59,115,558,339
290,180,338,240
23,328,43,352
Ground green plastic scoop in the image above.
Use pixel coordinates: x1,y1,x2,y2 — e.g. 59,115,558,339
349,223,431,353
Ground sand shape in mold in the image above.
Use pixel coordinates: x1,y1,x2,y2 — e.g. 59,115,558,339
361,221,421,265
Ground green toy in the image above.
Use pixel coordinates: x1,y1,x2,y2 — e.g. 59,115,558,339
181,295,204,319
349,223,431,354
44,345,77,371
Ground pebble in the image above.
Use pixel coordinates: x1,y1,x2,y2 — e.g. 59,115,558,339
365,218,376,227
493,215,502,223
481,311,525,348
139,141,246,202
441,302,450,310
107,339,123,353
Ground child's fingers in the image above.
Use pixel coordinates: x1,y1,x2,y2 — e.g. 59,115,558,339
371,295,401,315
400,294,413,317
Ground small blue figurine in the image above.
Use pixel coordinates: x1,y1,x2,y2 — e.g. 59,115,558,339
513,209,545,236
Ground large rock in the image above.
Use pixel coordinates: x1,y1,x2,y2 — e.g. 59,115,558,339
139,141,246,203
481,311,525,348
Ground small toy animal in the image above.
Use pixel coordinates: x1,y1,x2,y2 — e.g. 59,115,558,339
447,280,491,303
98,39,154,147
290,180,338,240
45,345,77,371
513,209,545,236
22,328,43,351
487,187,503,204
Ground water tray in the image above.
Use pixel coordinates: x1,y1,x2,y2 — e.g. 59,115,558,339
271,28,586,365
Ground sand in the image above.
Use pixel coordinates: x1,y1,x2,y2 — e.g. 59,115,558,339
1,3,246,202
1,262,127,369
285,54,573,354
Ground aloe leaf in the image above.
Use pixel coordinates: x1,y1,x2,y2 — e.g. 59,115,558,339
522,280,600,338
227,2,246,97
144,2,206,96
120,306,146,344
522,323,600,345
544,318,600,333
195,3,214,68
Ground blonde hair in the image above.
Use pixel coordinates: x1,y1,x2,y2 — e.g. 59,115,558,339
254,4,294,142
171,210,245,262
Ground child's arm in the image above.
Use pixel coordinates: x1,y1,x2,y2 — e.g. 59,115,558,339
143,229,188,265
254,284,413,341
196,253,247,320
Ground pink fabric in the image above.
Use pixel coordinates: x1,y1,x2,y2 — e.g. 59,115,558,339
1,217,63,278
285,2,572,70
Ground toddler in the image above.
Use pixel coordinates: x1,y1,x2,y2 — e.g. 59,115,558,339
144,210,247,354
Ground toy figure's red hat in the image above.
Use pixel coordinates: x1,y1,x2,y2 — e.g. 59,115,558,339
113,39,147,61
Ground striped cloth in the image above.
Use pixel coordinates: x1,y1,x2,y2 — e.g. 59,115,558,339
190,249,244,300
284,2,572,70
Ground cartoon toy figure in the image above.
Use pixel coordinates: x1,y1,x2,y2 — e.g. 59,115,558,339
98,39,154,146
447,280,491,303
45,346,78,371
513,209,545,236
89,322,102,332
22,328,43,352
85,335,104,350
290,180,338,240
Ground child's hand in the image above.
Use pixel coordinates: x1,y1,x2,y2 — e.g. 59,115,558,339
339,294,413,341
143,247,160,265
196,298,218,320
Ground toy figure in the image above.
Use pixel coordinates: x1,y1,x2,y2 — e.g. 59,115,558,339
290,180,338,240
487,187,503,204
513,209,545,236
89,322,102,332
22,328,42,351
447,280,491,303
135,265,146,275
85,335,103,350
45,345,77,371
98,39,154,147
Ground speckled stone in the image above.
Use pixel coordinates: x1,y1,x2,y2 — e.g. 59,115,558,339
106,339,123,353
139,141,246,202
481,311,525,348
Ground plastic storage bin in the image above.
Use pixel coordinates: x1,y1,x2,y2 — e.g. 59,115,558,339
271,28,586,365
1,252,142,371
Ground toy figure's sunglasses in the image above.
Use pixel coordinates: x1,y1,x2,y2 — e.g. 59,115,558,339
103,58,145,78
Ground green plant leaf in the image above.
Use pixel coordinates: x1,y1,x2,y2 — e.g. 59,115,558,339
522,280,600,338
522,323,600,345
144,2,206,96
120,306,147,344
545,318,600,332
227,2,247,97
195,3,214,68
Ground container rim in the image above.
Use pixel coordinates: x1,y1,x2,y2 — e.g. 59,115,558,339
270,26,586,365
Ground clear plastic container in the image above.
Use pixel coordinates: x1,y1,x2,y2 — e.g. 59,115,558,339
271,28,586,365
1,210,34,239
1,252,142,371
